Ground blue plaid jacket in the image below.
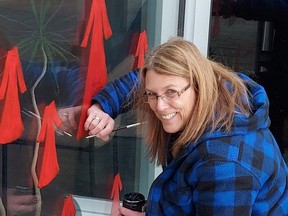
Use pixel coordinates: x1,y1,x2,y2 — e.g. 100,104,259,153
93,71,288,215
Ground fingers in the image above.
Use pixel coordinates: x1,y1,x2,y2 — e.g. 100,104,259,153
89,115,115,141
84,104,115,141
85,112,115,140
118,206,145,216
65,112,78,129
58,106,82,134
58,104,115,141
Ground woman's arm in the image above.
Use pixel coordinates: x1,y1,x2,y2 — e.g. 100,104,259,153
91,69,139,118
84,70,139,141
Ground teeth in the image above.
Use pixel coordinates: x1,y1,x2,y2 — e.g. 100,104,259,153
162,113,176,120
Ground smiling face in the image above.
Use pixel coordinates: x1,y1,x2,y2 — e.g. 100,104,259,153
145,69,196,133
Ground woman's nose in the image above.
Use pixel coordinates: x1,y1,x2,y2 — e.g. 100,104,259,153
155,96,169,111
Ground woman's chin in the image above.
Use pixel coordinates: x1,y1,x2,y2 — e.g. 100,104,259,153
163,125,180,134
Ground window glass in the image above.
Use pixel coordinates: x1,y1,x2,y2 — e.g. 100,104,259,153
0,0,168,215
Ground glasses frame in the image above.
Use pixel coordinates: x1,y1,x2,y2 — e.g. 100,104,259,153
143,84,191,104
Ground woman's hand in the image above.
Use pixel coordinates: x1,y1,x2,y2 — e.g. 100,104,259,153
58,105,81,135
84,103,115,141
118,206,145,216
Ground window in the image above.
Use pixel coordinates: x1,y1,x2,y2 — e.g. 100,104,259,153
0,0,180,215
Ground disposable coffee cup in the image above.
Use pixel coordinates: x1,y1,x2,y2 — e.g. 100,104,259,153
123,192,146,212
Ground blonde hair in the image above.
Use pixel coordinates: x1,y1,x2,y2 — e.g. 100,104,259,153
133,37,251,165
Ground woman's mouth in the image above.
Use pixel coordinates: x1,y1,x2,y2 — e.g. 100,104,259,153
161,112,176,120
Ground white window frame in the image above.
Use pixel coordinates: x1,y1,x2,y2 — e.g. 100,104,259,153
183,0,212,56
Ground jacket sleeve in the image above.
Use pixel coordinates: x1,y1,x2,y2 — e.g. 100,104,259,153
91,70,139,119
57,61,86,107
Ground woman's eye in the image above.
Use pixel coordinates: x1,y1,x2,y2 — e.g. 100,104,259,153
167,89,177,93
146,92,156,96
165,89,177,96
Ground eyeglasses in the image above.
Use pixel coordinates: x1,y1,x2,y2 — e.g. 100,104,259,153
142,84,190,104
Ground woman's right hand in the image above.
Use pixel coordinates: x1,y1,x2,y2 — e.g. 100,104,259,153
84,103,115,141
118,206,145,216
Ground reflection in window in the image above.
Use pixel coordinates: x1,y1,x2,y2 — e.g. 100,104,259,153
0,0,151,215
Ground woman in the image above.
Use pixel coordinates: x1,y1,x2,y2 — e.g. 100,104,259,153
84,37,288,215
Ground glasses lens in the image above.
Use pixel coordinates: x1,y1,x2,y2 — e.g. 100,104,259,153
163,91,178,100
142,94,149,103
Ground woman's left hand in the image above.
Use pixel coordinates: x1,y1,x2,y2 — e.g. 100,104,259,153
118,206,145,216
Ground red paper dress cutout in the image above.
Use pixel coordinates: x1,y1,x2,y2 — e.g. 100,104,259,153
0,46,27,144
129,32,140,56
37,101,62,188
133,30,148,69
110,173,122,216
77,0,112,139
61,195,76,216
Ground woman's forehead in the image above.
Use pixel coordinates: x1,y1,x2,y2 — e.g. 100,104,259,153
145,70,188,89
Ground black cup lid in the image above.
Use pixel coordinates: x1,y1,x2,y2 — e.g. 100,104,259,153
123,192,145,203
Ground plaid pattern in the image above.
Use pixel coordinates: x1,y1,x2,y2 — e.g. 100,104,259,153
94,72,288,215
92,70,139,118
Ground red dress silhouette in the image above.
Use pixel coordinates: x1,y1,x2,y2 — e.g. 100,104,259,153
110,173,122,216
77,0,112,139
61,195,76,216
37,101,62,188
134,30,148,69
0,46,27,144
